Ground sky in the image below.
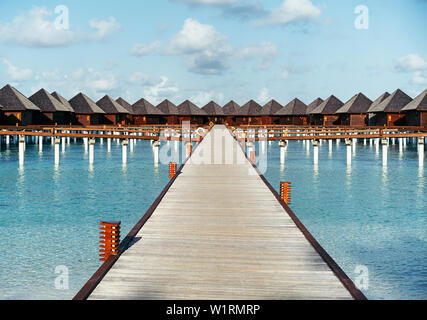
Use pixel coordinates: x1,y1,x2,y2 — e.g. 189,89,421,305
0,0,426,106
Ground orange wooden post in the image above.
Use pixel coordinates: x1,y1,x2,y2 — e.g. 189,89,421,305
280,182,292,205
99,221,121,261
169,162,177,179
186,143,193,156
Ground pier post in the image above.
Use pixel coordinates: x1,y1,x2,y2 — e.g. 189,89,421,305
19,135,25,167
279,140,287,164
54,137,60,165
129,138,134,152
312,139,319,165
382,138,388,166
418,138,424,167
39,135,43,152
89,138,95,164
122,140,128,164
84,132,88,152
6,134,10,146
107,133,111,152
399,138,403,153
62,136,66,152
329,139,333,152
346,138,352,166
153,141,161,164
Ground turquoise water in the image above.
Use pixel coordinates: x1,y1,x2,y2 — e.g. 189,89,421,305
262,139,426,300
0,136,425,300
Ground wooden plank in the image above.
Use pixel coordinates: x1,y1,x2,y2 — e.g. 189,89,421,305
87,125,362,300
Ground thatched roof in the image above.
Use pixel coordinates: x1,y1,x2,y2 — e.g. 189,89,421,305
133,98,164,115
202,101,224,116
401,89,427,111
51,91,75,112
239,100,262,116
310,95,344,114
0,84,40,111
157,99,179,115
69,93,105,114
275,98,307,116
222,100,241,115
29,89,70,112
177,100,207,116
368,89,412,113
261,99,283,115
116,97,134,114
306,98,324,114
97,95,129,114
367,92,390,113
336,93,373,114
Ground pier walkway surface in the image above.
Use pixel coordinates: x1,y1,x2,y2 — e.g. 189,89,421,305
86,125,362,300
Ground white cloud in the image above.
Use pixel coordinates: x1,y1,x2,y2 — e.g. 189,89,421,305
191,91,225,105
129,41,162,56
88,17,121,40
395,54,427,72
258,87,270,103
167,18,232,74
257,0,321,26
143,76,179,104
2,59,33,81
0,7,120,47
237,42,278,68
395,54,427,85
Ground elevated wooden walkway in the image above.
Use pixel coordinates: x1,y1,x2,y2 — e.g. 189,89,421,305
78,125,365,300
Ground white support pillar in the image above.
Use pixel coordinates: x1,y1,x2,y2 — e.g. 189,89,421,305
279,140,287,164
89,138,95,164
153,140,161,164
382,138,388,167
312,139,319,165
39,135,43,152
19,135,25,167
329,139,333,152
129,138,134,152
61,136,66,152
6,135,10,146
54,137,60,166
346,138,352,166
122,140,128,164
418,138,424,168
107,135,111,152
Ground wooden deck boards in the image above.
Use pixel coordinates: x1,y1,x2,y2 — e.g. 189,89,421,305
88,125,354,300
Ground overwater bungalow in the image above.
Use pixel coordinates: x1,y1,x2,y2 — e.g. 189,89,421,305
116,97,135,124
310,95,344,126
96,95,130,125
202,101,225,124
366,92,390,126
236,100,263,125
69,93,105,126
132,98,165,125
401,89,427,127
335,93,373,127
261,99,283,125
177,100,208,125
29,89,73,125
222,100,241,126
367,89,412,126
51,91,77,124
274,98,308,125
306,98,324,125
157,99,179,125
0,84,40,126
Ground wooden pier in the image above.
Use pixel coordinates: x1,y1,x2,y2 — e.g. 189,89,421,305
75,125,366,300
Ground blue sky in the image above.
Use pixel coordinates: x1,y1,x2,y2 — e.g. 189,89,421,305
0,0,426,106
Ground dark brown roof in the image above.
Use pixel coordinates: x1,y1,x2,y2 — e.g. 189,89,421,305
177,100,207,116
157,99,179,115
306,98,324,114
69,93,105,114
239,100,262,115
51,91,75,112
310,95,344,114
401,89,427,111
368,89,412,113
133,98,164,115
96,95,129,114
0,84,40,111
222,100,241,115
116,97,134,114
202,101,225,116
367,92,390,112
336,93,373,114
275,98,307,116
29,89,70,112
261,99,283,115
